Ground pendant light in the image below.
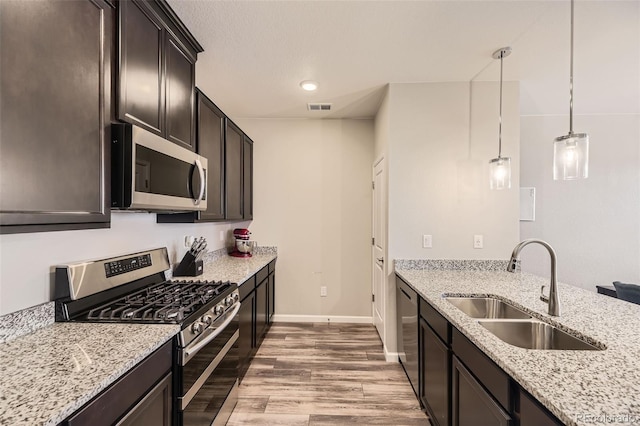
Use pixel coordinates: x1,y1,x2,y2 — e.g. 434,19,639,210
489,46,512,190
553,0,588,180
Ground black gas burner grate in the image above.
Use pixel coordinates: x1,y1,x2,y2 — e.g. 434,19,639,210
86,280,232,323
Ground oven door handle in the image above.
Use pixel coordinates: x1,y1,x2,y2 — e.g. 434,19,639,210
183,302,240,365
180,329,239,411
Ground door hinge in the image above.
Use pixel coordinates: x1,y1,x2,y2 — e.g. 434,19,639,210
372,294,375,302
372,237,375,245
372,181,375,190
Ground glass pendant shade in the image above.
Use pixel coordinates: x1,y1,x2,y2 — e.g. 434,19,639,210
553,133,589,180
489,157,511,190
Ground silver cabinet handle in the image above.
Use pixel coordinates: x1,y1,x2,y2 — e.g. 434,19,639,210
194,158,205,205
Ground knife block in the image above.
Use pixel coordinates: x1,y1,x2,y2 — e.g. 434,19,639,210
174,252,203,277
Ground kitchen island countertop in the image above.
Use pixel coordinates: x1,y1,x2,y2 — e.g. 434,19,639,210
395,264,640,426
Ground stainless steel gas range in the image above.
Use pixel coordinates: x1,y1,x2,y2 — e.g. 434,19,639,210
54,247,239,426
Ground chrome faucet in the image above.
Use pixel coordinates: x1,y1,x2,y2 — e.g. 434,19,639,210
506,239,561,316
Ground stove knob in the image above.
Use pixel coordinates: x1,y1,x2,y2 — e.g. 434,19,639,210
224,296,234,307
233,293,239,302
214,305,224,315
191,321,204,334
201,314,213,325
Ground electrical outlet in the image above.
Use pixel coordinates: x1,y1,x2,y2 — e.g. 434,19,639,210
219,230,225,242
320,286,327,297
474,235,484,249
184,235,195,248
423,234,433,248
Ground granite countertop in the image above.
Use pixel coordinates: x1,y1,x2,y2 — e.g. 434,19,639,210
0,246,277,425
0,322,179,426
174,248,277,285
395,265,640,426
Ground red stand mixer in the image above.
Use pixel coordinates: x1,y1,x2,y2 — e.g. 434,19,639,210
230,228,254,258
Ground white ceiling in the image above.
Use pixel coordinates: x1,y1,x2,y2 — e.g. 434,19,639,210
168,0,640,120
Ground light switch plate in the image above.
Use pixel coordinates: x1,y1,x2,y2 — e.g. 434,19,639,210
423,234,433,248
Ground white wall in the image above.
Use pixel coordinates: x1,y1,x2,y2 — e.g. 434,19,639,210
388,82,520,260
0,213,242,314
519,114,640,290
376,81,521,355
235,118,374,320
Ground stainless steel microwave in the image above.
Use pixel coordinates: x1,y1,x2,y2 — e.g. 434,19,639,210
111,123,207,212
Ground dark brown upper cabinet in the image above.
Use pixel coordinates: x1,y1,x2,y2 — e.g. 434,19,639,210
118,0,201,151
243,135,254,220
225,120,244,221
0,0,113,234
157,89,225,223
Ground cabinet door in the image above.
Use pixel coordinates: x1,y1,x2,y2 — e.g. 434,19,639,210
165,32,195,150
118,0,163,135
238,291,255,381
255,278,268,344
0,0,111,233
268,272,275,324
116,373,172,426
519,388,563,426
452,356,512,426
420,319,450,426
242,135,253,220
225,120,243,220
196,90,225,220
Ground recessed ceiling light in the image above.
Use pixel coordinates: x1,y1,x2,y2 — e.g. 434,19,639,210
300,80,318,91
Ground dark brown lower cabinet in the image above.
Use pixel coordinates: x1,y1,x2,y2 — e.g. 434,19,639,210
255,277,268,346
419,318,450,426
238,289,255,380
409,290,565,426
452,356,512,426
518,388,564,426
267,270,275,324
238,263,276,382
62,340,173,426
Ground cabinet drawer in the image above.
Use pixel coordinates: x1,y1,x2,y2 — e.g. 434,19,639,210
420,298,450,345
256,265,268,285
452,328,510,410
239,276,256,301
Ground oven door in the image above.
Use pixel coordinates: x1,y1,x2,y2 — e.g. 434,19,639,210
178,305,239,426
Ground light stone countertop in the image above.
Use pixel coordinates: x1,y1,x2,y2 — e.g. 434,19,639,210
0,322,179,426
0,247,277,425
174,249,277,285
395,266,640,426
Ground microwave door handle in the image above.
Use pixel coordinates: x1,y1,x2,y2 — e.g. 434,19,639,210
193,158,205,205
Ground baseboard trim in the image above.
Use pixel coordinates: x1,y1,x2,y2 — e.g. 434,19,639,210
272,314,373,324
384,350,400,363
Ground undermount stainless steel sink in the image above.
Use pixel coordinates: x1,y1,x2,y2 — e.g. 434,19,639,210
478,320,603,351
446,297,532,319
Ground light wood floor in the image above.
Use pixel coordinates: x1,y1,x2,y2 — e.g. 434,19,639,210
227,322,430,425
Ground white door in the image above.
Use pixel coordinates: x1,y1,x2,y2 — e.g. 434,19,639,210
372,158,385,340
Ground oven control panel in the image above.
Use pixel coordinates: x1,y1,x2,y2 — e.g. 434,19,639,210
104,254,152,278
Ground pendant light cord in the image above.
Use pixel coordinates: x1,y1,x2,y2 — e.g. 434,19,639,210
569,0,574,135
498,51,504,158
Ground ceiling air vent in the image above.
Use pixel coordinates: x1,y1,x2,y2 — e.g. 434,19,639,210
307,103,332,111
